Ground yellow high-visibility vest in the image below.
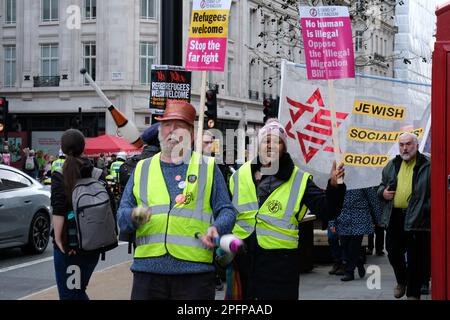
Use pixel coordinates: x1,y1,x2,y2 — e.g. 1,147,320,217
132,152,215,263
51,158,65,174
229,161,311,249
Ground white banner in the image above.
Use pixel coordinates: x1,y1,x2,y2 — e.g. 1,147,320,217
279,60,431,189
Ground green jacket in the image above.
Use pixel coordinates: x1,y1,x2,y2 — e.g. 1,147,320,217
377,152,430,231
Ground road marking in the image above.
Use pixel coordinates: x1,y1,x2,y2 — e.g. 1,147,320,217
0,242,128,274
0,257,54,273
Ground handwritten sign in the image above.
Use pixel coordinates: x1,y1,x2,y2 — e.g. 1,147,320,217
299,6,355,80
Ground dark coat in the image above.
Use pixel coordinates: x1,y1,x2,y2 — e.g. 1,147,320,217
330,187,382,236
377,152,430,231
237,153,346,300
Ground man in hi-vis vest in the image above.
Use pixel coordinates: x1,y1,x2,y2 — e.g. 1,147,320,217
118,100,236,300
230,119,346,300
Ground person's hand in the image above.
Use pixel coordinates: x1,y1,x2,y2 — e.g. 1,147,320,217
383,186,396,201
330,161,345,187
330,226,337,234
200,226,219,249
131,206,151,226
55,240,65,254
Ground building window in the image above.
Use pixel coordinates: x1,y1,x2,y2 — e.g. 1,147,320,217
380,37,383,56
355,31,363,52
375,35,378,54
140,0,156,19
263,14,270,46
84,0,96,20
384,39,387,56
140,42,156,85
82,42,96,84
5,0,16,24
42,0,59,22
228,3,235,41
4,46,16,87
41,44,59,76
227,58,233,95
248,8,257,46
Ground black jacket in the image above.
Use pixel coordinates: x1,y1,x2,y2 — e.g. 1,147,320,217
377,152,430,231
237,152,346,299
50,158,117,247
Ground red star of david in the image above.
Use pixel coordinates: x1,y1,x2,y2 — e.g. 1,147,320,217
284,88,349,163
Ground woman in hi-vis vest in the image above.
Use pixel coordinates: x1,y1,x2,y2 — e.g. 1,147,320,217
229,119,346,300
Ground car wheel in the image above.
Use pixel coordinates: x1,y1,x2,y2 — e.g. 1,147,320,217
22,211,50,254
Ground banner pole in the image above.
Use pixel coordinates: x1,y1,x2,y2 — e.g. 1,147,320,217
195,70,208,154
327,79,344,184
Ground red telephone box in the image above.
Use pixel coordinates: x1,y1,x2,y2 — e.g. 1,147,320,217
431,2,450,300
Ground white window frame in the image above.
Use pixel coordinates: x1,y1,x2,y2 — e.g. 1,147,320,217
84,0,96,20
40,43,59,76
5,0,16,24
140,0,156,20
82,42,96,84
140,42,157,85
4,46,16,87
41,0,59,22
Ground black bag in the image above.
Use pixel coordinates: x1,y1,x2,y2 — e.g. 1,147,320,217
118,155,142,189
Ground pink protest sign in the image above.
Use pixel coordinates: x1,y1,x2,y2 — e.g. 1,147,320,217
299,6,355,80
185,0,232,72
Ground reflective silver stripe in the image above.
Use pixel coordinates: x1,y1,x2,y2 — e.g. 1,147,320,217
284,170,303,221
235,202,259,213
139,158,152,207
166,234,209,249
256,228,297,242
237,220,254,233
170,207,212,222
149,205,170,214
135,233,166,246
232,172,239,206
259,215,297,230
195,157,209,218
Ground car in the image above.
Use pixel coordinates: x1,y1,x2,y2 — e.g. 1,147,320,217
0,164,52,254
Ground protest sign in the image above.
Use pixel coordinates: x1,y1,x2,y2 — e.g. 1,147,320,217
185,0,232,72
279,60,431,189
149,65,192,114
299,6,355,80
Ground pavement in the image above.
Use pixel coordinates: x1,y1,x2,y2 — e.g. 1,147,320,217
20,251,430,300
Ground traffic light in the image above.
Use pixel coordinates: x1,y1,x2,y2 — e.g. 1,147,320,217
263,98,272,124
263,97,280,124
0,97,9,133
205,89,217,128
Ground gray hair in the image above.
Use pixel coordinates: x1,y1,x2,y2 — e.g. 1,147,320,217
398,132,419,144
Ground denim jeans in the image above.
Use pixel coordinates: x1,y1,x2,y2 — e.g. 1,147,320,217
53,245,100,300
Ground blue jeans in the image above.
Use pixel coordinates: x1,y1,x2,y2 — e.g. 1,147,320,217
53,245,99,300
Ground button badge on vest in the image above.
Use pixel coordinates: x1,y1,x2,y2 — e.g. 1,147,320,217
175,194,186,204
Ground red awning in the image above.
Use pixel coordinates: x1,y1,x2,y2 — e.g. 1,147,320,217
84,134,142,157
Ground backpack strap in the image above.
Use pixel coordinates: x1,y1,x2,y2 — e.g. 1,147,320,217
91,167,103,180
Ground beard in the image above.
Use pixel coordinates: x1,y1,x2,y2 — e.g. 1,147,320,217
159,129,192,161
400,149,417,161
